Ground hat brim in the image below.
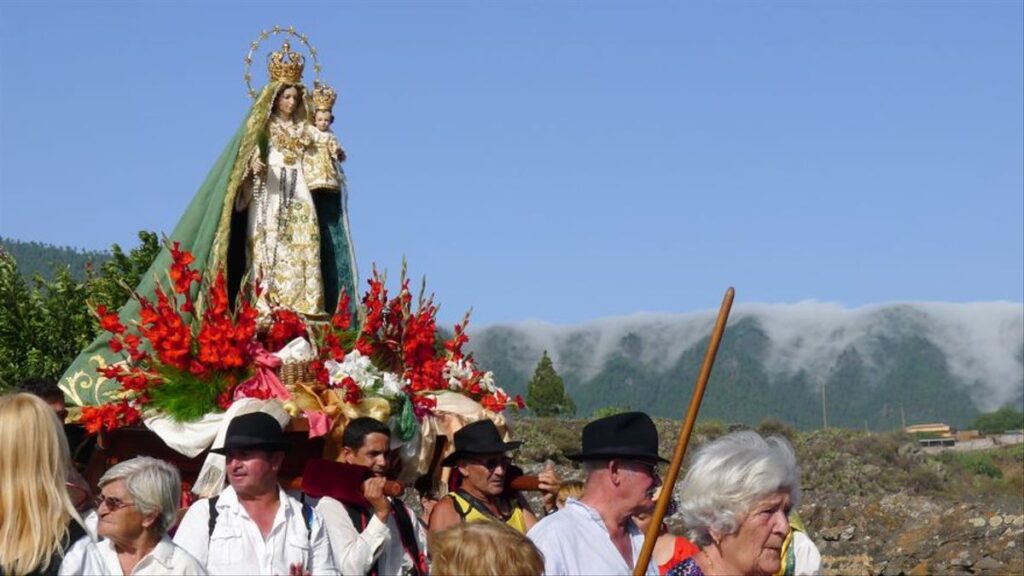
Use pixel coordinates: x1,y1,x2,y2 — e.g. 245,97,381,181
566,450,669,464
441,440,523,467
210,438,291,455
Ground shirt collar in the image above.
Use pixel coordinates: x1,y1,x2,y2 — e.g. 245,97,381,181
566,497,644,537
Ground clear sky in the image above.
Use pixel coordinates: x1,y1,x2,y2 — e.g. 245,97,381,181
1,1,1021,326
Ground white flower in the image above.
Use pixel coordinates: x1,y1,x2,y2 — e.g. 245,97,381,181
325,351,405,399
479,371,496,393
443,359,476,391
380,371,406,398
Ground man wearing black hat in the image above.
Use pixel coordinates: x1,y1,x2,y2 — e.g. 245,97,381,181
174,412,337,575
527,411,664,575
428,419,560,534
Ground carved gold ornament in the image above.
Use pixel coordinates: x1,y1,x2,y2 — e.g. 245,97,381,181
244,25,322,99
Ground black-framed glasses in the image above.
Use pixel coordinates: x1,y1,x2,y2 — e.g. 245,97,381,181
95,494,136,511
619,459,661,478
468,456,512,471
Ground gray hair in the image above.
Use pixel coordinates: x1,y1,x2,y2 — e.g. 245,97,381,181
99,457,181,534
678,431,800,546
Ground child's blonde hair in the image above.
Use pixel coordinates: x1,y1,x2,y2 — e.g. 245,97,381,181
556,479,585,508
429,521,544,575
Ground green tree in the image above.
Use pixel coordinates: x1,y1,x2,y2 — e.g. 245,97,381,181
971,405,1024,434
526,351,575,417
0,251,93,389
0,231,161,392
87,231,161,312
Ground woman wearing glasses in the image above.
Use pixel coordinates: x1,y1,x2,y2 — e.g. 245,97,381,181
0,393,97,575
84,457,205,575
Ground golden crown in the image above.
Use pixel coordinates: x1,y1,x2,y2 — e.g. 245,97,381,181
311,83,337,111
267,41,304,84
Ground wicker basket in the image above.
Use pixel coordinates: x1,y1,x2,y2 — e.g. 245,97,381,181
279,360,315,387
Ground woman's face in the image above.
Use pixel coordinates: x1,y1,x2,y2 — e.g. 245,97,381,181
718,489,792,576
96,479,148,544
275,86,300,117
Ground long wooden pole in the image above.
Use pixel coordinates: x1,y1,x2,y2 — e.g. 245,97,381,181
633,287,735,576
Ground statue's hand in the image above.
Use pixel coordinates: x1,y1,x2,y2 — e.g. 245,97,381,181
335,143,347,163
250,154,266,176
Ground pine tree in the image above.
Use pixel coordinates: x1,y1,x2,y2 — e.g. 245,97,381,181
526,351,576,417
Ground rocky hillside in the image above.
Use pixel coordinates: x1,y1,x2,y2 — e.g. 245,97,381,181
508,417,1024,575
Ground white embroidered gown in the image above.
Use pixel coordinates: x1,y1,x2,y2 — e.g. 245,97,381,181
245,117,325,320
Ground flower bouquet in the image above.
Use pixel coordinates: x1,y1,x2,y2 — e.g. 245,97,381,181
84,245,524,478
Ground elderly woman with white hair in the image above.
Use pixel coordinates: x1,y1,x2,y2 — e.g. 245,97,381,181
85,457,206,575
666,431,806,576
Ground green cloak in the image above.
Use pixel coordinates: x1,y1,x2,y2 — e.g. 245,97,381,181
59,82,358,407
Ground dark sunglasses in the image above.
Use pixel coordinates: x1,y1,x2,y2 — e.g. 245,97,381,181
468,456,512,471
95,494,136,511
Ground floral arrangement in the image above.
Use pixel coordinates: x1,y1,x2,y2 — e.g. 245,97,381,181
84,244,257,432
82,245,524,436
311,264,525,418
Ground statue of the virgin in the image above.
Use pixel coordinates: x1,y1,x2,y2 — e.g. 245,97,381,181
60,30,359,405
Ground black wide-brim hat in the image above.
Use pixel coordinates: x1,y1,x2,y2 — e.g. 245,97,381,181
567,411,668,463
210,412,290,455
441,419,523,467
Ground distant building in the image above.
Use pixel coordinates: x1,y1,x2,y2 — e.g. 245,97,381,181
905,423,956,447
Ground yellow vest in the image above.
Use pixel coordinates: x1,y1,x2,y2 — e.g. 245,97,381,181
450,491,528,534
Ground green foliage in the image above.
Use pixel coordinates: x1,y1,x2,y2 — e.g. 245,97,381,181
592,404,630,418
86,231,161,312
526,351,576,417
147,366,239,422
971,405,1024,434
0,232,160,392
939,451,1003,479
0,251,95,389
0,236,109,281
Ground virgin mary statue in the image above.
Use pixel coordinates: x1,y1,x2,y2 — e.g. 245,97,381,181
59,38,359,405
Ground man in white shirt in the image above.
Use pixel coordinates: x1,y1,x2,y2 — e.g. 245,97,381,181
309,417,428,576
527,412,666,576
173,412,337,575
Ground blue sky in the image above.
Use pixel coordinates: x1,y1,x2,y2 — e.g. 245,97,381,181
1,1,1021,326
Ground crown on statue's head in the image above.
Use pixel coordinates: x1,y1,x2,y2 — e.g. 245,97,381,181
267,41,304,84
312,83,337,112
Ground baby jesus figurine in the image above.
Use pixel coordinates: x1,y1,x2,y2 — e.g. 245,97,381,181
305,83,353,315
306,84,346,192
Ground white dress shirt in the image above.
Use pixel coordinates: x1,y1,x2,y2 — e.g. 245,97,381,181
95,536,207,575
173,486,337,575
59,534,105,576
315,496,427,576
527,498,658,576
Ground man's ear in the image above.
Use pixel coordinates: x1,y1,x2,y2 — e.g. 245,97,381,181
270,450,286,470
608,459,623,485
341,446,356,464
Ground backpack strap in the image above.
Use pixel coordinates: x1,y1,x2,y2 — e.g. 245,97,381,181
390,500,427,576
207,496,220,537
341,502,379,576
448,492,469,520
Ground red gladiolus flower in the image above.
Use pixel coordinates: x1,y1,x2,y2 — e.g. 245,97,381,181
332,290,352,331
96,305,126,335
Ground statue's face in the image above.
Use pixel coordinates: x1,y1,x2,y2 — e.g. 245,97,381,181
276,86,300,117
314,110,332,132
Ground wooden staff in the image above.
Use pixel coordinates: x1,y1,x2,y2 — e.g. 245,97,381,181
633,287,735,576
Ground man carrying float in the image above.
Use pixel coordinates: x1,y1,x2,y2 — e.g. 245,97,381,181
54,26,540,576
